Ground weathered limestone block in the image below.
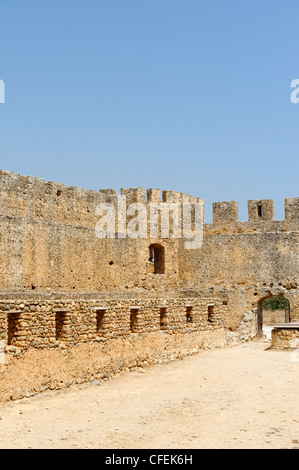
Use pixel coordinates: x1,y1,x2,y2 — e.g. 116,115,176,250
271,325,299,349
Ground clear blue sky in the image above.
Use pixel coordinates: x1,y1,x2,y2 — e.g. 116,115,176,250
0,0,298,222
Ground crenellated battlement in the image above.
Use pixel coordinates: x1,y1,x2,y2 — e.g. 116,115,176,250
213,201,239,225
0,171,204,229
1,170,299,234
248,199,275,221
210,197,299,230
285,197,299,221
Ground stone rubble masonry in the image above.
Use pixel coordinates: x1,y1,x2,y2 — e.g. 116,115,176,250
0,296,226,350
271,326,299,350
1,169,299,356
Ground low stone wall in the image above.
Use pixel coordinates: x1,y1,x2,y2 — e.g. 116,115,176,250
271,325,299,350
0,296,226,350
0,292,232,401
0,295,228,401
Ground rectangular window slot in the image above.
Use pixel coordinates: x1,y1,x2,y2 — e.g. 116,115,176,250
7,311,21,346
208,306,215,323
186,306,193,323
96,309,106,333
257,205,263,217
149,244,165,274
130,308,139,332
55,311,68,341
160,308,168,329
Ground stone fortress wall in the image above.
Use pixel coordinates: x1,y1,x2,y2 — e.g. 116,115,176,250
0,169,203,293
1,169,299,353
186,198,299,330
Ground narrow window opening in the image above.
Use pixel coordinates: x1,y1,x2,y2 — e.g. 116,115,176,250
186,306,193,323
7,312,21,346
160,307,168,329
257,205,263,217
149,244,165,274
96,309,106,334
130,309,138,332
208,306,215,323
55,312,67,341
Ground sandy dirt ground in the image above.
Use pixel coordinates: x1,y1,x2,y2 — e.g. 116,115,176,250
0,340,298,449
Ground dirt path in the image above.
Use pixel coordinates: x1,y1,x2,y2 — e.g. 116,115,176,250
0,340,298,449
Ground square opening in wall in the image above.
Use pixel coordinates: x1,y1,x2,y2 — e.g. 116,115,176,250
7,312,21,346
